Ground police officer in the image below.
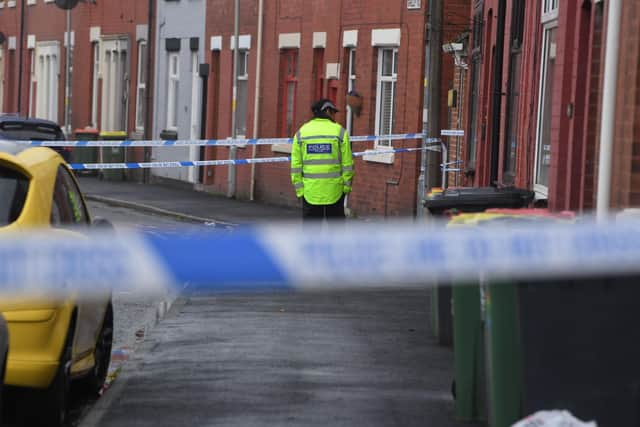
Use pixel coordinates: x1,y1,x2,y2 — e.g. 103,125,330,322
291,99,354,221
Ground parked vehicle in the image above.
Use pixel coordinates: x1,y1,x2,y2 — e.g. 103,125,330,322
0,114,71,162
0,139,113,427
0,313,9,425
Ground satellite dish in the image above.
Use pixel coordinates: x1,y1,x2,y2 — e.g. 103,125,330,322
54,0,80,10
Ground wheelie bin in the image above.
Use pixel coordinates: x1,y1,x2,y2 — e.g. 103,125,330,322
447,210,567,425
71,128,99,176
99,131,127,181
424,187,535,348
479,209,640,427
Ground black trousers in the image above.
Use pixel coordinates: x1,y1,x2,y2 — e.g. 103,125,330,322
302,195,345,222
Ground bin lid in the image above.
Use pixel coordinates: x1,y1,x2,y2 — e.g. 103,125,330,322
99,131,128,139
447,211,573,227
74,128,99,138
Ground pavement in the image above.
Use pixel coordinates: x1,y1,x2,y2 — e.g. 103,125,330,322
77,176,300,226
75,176,467,427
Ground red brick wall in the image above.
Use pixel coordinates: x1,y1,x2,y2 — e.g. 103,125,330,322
0,1,149,138
203,0,470,216
612,0,640,209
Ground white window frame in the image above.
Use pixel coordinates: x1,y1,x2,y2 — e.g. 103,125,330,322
28,48,35,117
374,47,398,149
346,47,356,135
0,49,5,113
190,51,200,140
166,52,180,131
135,40,147,131
533,14,558,197
234,49,249,137
35,41,60,122
91,42,99,128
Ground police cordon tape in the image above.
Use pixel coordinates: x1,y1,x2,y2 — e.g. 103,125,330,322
12,133,438,147
1,220,640,295
68,146,440,170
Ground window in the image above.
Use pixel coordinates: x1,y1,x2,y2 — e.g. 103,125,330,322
90,42,100,128
167,52,180,130
234,50,249,137
35,42,60,122
503,0,525,184
346,48,356,135
101,38,128,132
534,3,558,195
51,166,89,227
0,165,29,226
467,5,483,167
279,49,297,137
135,41,147,131
312,48,324,101
374,47,398,148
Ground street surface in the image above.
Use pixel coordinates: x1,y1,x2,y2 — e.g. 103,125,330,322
81,291,461,427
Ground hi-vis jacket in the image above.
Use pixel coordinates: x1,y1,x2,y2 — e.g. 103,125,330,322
290,118,354,205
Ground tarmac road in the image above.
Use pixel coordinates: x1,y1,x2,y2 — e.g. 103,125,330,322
79,290,464,427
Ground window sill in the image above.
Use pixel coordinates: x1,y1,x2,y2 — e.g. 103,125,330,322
363,149,394,164
272,143,292,154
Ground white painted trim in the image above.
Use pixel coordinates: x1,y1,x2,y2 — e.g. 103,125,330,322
90,27,101,43
27,35,36,49
371,28,401,47
64,31,75,48
8,37,16,51
210,36,222,51
325,63,340,79
0,2,5,9
312,32,326,48
27,0,36,5
136,24,148,42
272,144,292,154
343,30,358,47
363,149,395,164
278,33,301,49
230,34,251,50
7,0,16,7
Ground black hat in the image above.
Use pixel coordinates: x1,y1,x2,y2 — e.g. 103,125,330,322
311,98,339,114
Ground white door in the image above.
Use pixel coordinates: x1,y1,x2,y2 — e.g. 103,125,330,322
35,42,61,122
100,38,129,132
189,52,201,183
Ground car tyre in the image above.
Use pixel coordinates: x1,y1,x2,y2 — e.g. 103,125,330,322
80,303,113,395
27,322,74,427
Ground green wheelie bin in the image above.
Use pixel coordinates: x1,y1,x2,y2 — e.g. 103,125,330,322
424,187,535,348
71,128,99,176
99,131,127,181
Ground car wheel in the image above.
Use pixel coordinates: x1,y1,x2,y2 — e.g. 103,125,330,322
26,322,74,427
0,352,6,426
81,303,113,395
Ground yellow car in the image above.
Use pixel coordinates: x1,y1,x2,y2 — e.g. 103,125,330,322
0,139,113,427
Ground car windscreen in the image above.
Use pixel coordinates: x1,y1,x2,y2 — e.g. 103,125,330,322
0,165,30,226
0,122,64,141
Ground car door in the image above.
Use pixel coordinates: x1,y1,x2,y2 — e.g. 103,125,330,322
51,165,109,362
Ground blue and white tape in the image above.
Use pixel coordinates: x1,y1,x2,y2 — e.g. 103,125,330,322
11,133,440,148
69,146,441,170
2,220,640,295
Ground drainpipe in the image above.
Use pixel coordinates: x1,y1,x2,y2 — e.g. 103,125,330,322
249,0,264,201
228,0,240,198
596,0,621,221
489,0,506,185
417,0,442,218
144,0,154,183
17,0,26,114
